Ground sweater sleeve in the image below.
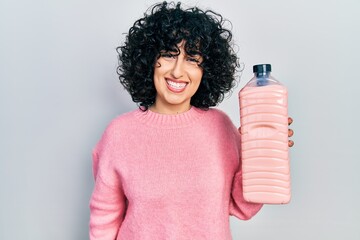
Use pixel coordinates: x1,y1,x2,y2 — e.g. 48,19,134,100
229,122,263,220
229,169,263,220
89,127,127,240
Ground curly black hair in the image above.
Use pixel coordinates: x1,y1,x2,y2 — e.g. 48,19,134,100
116,1,239,110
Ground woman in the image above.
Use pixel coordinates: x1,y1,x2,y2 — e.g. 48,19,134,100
89,2,294,239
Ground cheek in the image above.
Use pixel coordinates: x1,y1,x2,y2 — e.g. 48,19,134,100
190,71,203,94
192,69,203,84
153,61,168,80
153,64,160,80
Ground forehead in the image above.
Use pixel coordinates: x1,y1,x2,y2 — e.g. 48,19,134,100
163,40,201,55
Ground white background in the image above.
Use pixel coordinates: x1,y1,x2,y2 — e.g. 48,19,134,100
1,0,359,239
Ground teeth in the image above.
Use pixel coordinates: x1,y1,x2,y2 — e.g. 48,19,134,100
167,80,187,89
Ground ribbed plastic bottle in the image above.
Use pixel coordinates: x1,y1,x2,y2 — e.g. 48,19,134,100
239,64,291,204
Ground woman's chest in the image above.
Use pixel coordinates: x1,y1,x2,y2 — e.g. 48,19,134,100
119,132,238,203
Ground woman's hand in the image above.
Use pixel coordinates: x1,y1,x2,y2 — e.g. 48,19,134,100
288,117,294,147
238,117,295,147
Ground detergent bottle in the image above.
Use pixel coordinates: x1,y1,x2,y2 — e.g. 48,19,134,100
239,64,291,204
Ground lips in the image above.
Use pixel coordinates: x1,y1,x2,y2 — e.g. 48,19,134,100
166,79,188,93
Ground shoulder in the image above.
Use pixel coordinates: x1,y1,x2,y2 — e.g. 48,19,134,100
105,108,140,131
205,108,235,125
205,107,240,138
96,108,140,147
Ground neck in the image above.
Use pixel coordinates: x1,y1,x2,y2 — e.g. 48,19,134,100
149,102,191,115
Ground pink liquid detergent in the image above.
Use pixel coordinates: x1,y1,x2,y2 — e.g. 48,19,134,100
239,64,291,204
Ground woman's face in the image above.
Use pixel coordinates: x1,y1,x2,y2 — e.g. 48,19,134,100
151,41,203,114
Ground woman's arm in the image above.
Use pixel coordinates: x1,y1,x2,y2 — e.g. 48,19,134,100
89,127,127,240
229,170,264,220
229,117,294,219
89,171,126,240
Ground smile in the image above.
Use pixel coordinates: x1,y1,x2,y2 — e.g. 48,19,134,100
166,79,188,93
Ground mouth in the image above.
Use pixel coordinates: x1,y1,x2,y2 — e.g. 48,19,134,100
165,79,188,93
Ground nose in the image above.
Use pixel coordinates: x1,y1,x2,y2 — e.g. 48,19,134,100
171,57,185,79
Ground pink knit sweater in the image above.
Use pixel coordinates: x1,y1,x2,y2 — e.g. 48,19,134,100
89,107,263,240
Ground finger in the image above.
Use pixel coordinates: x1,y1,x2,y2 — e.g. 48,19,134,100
288,140,294,147
288,117,293,125
288,129,294,137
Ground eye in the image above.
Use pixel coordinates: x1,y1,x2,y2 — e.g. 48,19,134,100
160,52,176,59
187,57,198,62
186,56,202,64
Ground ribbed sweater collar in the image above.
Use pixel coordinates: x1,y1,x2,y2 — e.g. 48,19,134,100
133,106,206,129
